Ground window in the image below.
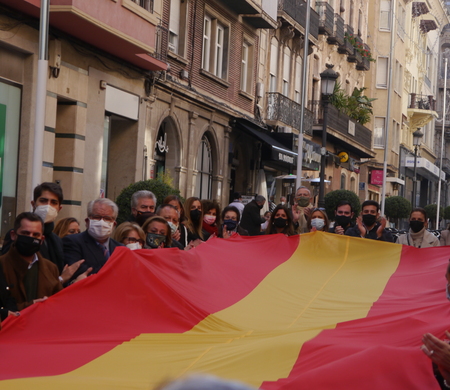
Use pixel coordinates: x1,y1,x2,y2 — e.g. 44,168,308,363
169,0,188,56
376,57,389,88
380,0,391,31
195,135,213,200
394,60,402,94
397,4,405,40
131,0,153,13
294,56,302,103
240,39,254,94
374,117,386,148
202,12,229,79
340,174,346,190
392,120,400,152
282,47,291,96
269,40,278,92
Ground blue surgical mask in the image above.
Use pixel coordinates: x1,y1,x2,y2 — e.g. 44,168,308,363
311,218,325,230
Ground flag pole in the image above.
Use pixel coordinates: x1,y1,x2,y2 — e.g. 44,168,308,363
295,0,311,191
436,58,448,228
32,0,50,192
380,0,396,217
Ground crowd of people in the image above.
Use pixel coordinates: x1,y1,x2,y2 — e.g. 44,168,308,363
1,182,450,387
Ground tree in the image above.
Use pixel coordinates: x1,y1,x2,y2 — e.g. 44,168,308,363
324,190,361,221
444,206,450,220
424,204,443,223
384,196,411,219
115,179,182,225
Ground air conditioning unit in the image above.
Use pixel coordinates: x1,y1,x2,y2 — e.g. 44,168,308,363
168,42,176,53
256,82,264,98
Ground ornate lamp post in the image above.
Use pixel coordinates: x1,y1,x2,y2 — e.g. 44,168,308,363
318,64,338,208
412,129,424,208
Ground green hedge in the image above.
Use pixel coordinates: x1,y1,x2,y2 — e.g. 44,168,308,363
115,179,182,225
384,196,411,219
324,190,361,221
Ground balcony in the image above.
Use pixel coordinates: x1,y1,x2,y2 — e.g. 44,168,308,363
0,0,167,71
308,100,374,158
266,93,314,136
328,14,345,46
407,93,438,130
317,2,334,36
356,44,372,71
278,0,320,40
338,25,354,55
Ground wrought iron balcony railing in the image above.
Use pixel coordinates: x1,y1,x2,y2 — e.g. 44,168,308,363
317,1,334,36
266,93,313,135
278,0,320,39
408,93,436,111
328,14,344,45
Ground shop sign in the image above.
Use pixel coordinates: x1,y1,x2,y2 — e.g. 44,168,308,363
302,141,321,170
370,170,383,185
155,132,169,153
271,149,295,164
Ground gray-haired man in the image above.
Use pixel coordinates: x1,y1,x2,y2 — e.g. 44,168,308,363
63,198,123,280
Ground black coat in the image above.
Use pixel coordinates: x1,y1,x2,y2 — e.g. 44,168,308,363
63,231,123,280
240,200,265,236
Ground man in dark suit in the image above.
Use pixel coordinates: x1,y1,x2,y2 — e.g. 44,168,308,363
63,198,123,280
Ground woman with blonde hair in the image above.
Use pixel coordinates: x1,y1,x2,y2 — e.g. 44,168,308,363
142,216,172,249
183,197,203,242
54,217,81,238
113,222,145,250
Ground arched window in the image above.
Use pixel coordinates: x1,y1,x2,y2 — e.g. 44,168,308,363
350,177,356,192
195,135,212,199
340,173,346,190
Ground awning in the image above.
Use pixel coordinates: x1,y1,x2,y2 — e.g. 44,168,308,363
236,120,298,165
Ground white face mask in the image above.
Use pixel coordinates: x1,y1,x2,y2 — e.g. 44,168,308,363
168,221,178,235
126,242,142,250
34,205,59,224
203,215,216,225
311,218,325,230
88,219,113,241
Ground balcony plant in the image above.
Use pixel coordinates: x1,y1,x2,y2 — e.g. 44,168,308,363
329,83,376,125
344,33,375,62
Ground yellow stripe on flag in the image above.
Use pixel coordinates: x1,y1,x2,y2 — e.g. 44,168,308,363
2,233,402,389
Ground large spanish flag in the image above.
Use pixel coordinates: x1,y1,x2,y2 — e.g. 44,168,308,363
0,232,449,389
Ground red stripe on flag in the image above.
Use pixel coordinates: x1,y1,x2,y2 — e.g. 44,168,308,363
261,244,450,390
0,234,298,380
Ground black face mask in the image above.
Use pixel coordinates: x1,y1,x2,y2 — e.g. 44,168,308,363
146,233,166,249
223,219,238,231
190,209,202,223
335,215,352,228
410,220,425,233
135,211,155,227
273,217,287,228
15,235,42,257
362,214,377,227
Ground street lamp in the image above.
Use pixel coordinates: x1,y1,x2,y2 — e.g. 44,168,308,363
318,64,338,207
412,128,424,208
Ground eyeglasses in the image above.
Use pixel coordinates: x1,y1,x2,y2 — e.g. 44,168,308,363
312,208,326,212
125,237,144,245
90,215,116,223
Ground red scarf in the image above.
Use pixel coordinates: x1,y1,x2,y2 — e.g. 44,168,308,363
202,221,218,236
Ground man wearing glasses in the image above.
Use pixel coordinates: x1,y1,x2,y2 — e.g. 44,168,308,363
63,198,123,281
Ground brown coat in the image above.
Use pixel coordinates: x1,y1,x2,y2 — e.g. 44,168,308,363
0,246,62,310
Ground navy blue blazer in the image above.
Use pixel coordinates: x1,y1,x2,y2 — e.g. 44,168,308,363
63,231,123,279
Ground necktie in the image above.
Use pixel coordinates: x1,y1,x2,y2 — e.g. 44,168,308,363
103,245,110,260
